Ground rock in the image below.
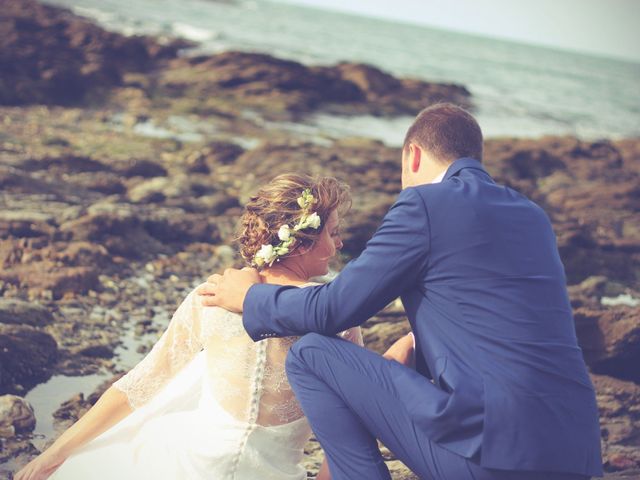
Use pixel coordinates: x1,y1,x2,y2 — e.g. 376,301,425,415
342,197,395,257
591,374,640,472
233,139,400,198
21,155,111,175
119,159,168,178
569,140,625,173
0,437,39,469
0,324,57,394
127,177,171,203
1,265,101,300
53,393,86,427
556,227,635,286
607,454,640,472
0,240,108,298
0,165,69,201
568,276,630,310
59,210,166,258
185,142,245,174
503,148,566,180
168,51,363,112
362,307,410,355
574,307,640,383
189,193,241,215
323,62,472,115
160,51,471,118
71,172,127,195
127,175,219,204
604,470,640,478
0,0,183,105
214,245,237,265
142,213,222,244
53,375,122,430
77,344,114,359
0,395,36,438
0,299,54,327
0,163,100,208
330,62,402,96
379,443,420,479
52,241,110,268
0,211,56,239
40,266,100,298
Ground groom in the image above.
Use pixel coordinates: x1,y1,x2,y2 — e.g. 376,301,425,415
199,104,603,479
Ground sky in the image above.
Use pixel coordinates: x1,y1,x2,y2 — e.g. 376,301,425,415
273,0,640,63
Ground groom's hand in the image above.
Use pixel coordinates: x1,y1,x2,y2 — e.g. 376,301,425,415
197,267,261,313
382,332,415,368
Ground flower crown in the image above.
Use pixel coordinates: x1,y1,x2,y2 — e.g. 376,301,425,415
253,188,321,268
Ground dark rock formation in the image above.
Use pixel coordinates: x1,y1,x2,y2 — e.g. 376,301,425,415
159,51,472,118
1,0,472,119
118,159,168,179
1,266,101,300
0,0,187,105
317,62,472,115
592,374,640,472
0,239,109,299
0,299,54,327
575,307,640,383
0,395,36,438
0,210,57,240
0,324,58,394
59,210,167,259
184,142,245,174
142,213,223,244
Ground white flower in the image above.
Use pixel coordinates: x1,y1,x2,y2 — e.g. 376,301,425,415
306,212,321,229
255,244,276,265
278,224,291,241
297,189,315,209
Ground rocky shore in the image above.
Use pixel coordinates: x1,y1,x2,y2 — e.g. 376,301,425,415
1,1,639,478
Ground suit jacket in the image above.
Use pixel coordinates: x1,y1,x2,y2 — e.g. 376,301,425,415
242,158,603,476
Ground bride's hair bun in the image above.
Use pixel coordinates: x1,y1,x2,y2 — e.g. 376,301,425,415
238,173,350,267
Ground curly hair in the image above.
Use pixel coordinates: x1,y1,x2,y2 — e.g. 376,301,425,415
237,173,351,268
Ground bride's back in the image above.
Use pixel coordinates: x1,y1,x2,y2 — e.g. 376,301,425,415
201,305,304,426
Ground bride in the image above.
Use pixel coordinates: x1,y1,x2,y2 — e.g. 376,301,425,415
15,173,414,480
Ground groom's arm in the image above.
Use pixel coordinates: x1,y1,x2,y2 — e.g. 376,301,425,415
243,187,430,341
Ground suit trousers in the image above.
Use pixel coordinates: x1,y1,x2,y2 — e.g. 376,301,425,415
285,333,591,480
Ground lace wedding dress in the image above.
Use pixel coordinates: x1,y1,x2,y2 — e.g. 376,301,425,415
50,283,363,480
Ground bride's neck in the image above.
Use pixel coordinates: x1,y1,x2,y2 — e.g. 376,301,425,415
260,261,309,286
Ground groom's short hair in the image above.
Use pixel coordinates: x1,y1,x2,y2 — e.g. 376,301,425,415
403,103,483,163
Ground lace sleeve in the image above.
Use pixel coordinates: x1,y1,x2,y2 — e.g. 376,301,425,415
338,326,364,347
113,290,204,409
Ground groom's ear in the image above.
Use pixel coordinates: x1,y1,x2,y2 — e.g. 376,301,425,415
409,144,422,173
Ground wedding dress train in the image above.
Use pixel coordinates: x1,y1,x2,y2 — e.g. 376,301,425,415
50,283,363,480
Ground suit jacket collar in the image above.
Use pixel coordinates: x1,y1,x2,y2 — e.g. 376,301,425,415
443,157,488,181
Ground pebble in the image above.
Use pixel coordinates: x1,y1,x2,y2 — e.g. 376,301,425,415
0,395,36,438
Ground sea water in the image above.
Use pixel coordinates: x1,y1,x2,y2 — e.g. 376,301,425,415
42,0,640,142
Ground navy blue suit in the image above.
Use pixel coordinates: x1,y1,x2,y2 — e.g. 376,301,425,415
243,158,603,479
